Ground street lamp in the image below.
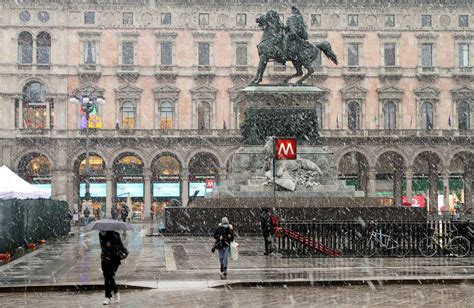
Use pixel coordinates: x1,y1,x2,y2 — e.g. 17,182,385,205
69,94,105,214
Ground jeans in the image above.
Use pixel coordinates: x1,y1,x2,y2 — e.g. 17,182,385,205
218,246,230,271
102,260,119,298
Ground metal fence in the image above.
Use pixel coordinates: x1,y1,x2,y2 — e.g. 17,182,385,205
276,220,474,258
0,199,70,253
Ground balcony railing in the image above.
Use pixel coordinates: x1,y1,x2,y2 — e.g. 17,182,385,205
417,66,439,78
343,66,366,78
7,129,474,139
453,66,473,79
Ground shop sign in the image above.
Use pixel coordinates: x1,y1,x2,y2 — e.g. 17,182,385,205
189,175,215,181
116,175,143,183
275,138,297,160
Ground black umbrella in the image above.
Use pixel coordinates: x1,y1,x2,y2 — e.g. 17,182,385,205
84,219,136,232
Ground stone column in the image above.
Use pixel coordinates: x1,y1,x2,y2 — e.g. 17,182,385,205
358,168,368,196
46,101,51,129
463,163,472,213
405,168,413,204
428,169,439,213
218,169,228,183
144,170,152,221
106,169,113,218
394,169,403,206
442,171,450,212
181,168,189,206
367,168,376,198
52,170,68,201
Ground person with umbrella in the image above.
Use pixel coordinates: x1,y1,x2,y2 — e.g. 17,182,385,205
85,220,132,305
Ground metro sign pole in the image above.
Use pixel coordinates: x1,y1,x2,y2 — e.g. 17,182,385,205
273,137,297,207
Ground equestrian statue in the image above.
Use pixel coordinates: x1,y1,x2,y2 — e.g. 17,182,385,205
250,6,338,85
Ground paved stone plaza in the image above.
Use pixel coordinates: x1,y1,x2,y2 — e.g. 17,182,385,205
1,224,474,306
2,284,474,307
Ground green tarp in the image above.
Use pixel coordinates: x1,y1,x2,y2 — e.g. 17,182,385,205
0,199,69,253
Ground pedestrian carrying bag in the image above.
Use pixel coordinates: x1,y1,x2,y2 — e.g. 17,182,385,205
230,242,239,261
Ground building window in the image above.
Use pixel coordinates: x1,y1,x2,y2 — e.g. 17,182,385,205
18,31,33,64
122,41,134,65
36,32,51,66
235,42,247,66
421,15,432,27
121,101,136,129
161,12,172,25
315,102,323,130
347,101,360,130
38,11,49,23
311,14,321,27
421,101,434,130
384,43,396,66
84,11,95,24
199,13,209,26
19,81,54,129
347,43,359,66
458,101,470,130
348,14,358,27
160,42,172,66
459,15,469,27
198,42,210,66
458,43,470,67
159,102,173,129
236,13,246,26
123,12,134,25
84,41,96,64
421,43,433,67
385,14,395,27
19,11,31,22
197,101,211,129
383,101,397,130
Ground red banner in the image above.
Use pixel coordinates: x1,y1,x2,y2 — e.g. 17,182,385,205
402,195,426,207
275,138,297,160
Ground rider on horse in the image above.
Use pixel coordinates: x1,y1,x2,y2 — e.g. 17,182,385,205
283,6,311,62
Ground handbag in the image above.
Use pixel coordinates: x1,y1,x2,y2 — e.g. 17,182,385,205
114,245,129,260
230,242,239,261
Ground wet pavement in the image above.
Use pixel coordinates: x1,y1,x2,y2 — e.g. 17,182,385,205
1,284,474,307
1,223,474,291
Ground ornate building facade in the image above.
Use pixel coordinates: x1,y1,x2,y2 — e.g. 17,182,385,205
0,0,472,218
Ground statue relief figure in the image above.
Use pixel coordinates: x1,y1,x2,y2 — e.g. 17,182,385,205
251,6,338,85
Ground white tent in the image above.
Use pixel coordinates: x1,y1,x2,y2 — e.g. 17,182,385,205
0,165,50,200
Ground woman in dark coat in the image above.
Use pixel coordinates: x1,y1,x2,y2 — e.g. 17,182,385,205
99,231,127,305
213,217,234,278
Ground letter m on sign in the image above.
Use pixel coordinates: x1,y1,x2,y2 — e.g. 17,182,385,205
275,138,297,160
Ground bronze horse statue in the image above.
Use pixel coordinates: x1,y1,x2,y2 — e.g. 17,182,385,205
250,10,338,85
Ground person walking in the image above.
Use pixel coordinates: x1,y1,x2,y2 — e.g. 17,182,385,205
99,230,127,305
83,207,91,225
213,217,234,279
120,204,129,223
260,208,273,255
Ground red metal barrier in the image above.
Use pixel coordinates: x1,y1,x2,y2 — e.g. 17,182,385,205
274,226,342,257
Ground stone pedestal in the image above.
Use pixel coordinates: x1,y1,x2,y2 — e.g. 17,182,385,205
207,85,363,199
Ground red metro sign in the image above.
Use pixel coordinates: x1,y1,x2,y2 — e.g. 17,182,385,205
275,138,297,160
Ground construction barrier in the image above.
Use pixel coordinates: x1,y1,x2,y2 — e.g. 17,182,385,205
0,199,70,253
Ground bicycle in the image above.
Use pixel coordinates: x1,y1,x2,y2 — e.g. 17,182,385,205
419,228,471,257
356,229,410,257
